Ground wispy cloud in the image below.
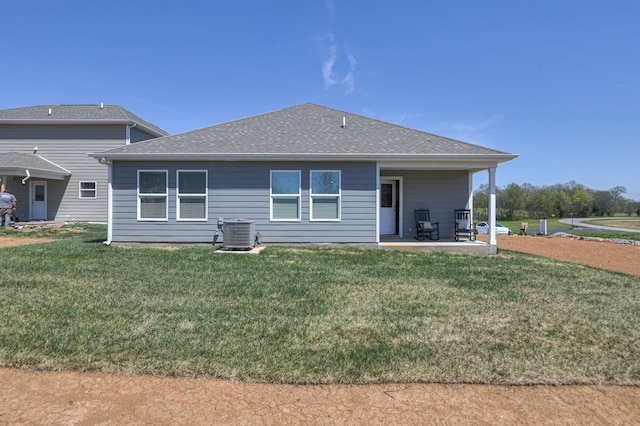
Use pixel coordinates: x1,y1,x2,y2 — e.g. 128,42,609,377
342,54,357,94
321,32,357,95
320,1,357,95
438,113,505,142
322,33,338,89
391,111,423,127
324,0,335,23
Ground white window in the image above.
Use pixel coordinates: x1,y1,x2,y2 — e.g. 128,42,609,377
310,170,341,221
138,170,168,221
177,170,207,221
270,170,301,221
79,181,97,199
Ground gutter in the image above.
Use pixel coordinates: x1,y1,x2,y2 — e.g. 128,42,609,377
88,152,519,163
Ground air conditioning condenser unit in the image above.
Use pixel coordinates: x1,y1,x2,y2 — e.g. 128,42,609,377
222,219,256,250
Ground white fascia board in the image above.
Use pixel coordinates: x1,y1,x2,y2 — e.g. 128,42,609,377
0,167,69,180
89,152,519,163
38,156,72,175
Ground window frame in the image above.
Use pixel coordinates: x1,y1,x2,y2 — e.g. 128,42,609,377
79,181,97,199
176,170,208,221
137,170,168,221
309,170,341,222
270,170,301,222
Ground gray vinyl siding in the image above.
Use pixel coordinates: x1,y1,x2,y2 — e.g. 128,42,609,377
0,124,130,221
111,161,377,243
5,182,28,222
130,127,156,143
382,170,471,239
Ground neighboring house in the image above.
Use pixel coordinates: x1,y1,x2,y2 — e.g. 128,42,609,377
0,105,167,222
91,103,517,252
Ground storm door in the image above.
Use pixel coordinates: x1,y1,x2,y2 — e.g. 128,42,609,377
380,180,397,235
30,181,47,220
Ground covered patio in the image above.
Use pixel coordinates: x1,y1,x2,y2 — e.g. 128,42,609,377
378,164,504,255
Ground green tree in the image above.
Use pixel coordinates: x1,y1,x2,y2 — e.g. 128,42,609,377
501,183,525,220
571,189,592,217
473,184,488,220
610,186,627,214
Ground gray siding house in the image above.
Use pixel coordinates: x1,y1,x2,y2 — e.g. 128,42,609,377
0,105,167,222
91,104,517,252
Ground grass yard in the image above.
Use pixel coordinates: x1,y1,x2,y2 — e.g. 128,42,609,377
568,231,640,242
0,224,638,385
500,218,568,232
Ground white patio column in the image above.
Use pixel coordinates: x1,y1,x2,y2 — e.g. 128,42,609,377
467,172,473,219
488,167,497,246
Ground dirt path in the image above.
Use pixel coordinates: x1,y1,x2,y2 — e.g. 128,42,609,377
1,368,638,425
494,234,640,276
1,233,639,424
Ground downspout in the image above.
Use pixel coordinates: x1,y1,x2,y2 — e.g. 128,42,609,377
125,122,137,145
375,162,381,243
22,169,31,185
104,159,113,245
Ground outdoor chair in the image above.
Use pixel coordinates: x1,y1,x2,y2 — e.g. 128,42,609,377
454,209,476,241
415,208,440,240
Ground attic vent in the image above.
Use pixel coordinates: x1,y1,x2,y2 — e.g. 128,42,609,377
222,219,256,250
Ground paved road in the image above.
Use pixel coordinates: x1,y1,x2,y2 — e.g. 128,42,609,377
558,218,640,233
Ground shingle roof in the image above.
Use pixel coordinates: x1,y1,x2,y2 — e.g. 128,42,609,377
0,152,71,177
96,103,516,161
0,104,168,137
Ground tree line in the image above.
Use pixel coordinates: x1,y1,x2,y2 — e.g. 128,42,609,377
473,181,640,221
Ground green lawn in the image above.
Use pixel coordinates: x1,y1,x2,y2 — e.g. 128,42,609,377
569,231,640,242
0,224,638,385
498,218,568,232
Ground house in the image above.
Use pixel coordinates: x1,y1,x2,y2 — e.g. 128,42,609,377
0,104,167,222
90,103,517,253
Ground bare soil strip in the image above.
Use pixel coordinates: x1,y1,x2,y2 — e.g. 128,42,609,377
494,234,640,276
1,369,639,425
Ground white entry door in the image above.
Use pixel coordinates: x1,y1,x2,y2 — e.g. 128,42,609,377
30,181,47,220
380,180,397,235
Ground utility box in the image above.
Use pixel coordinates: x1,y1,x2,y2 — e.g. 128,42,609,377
540,219,548,235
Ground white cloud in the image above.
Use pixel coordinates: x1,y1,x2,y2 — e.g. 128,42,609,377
341,54,357,95
322,33,337,89
321,33,357,95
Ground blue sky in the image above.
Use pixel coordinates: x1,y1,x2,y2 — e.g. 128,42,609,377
2,1,639,200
